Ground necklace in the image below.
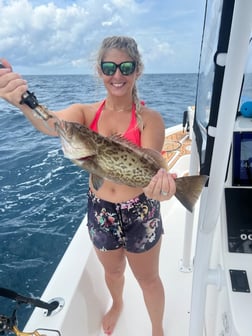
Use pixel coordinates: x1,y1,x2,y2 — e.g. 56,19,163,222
104,103,133,113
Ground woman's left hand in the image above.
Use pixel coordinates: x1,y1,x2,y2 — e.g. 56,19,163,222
143,168,177,201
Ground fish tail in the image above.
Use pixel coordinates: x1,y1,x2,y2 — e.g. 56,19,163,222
175,175,208,212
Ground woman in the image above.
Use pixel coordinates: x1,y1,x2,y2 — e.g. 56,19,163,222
0,36,176,336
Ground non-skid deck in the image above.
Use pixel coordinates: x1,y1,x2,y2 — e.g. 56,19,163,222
162,128,191,171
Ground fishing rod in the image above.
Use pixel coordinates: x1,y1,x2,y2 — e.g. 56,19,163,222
0,287,64,336
0,288,62,316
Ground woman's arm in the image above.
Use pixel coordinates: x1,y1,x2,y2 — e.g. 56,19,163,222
0,59,85,136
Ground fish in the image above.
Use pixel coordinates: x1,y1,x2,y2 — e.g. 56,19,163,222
54,119,208,212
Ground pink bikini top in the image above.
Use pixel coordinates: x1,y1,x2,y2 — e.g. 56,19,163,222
89,100,141,146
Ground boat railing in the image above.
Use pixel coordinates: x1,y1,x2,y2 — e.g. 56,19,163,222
180,131,201,272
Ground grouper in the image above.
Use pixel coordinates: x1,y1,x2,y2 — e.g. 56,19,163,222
54,120,208,212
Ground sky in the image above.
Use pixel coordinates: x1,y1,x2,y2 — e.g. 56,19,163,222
0,0,206,75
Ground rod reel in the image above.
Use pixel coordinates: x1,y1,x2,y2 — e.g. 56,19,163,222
0,288,64,335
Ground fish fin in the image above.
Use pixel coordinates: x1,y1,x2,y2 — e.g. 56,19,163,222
141,147,168,170
109,134,141,150
175,175,208,212
91,174,104,190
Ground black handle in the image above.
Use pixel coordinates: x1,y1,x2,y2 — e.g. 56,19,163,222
0,63,40,109
0,287,59,316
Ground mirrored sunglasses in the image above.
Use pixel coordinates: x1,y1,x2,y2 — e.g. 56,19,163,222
101,61,136,76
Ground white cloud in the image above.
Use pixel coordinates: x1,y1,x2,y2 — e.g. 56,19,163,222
0,0,205,74
111,0,140,10
145,39,174,59
102,14,124,27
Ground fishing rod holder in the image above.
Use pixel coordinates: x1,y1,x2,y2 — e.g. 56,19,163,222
0,288,64,317
42,297,65,317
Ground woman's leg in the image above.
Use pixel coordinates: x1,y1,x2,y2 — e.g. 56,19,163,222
95,247,126,335
126,238,164,336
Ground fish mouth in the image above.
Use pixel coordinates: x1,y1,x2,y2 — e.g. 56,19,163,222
61,141,95,161
54,122,94,159
73,155,94,162
55,120,97,162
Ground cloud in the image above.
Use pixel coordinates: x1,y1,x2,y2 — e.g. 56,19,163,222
0,0,205,74
143,38,174,60
1,1,91,65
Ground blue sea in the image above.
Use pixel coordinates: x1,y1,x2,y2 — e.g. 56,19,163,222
0,73,197,330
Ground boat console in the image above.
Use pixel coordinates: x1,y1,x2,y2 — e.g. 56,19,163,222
227,117,252,255
219,114,252,335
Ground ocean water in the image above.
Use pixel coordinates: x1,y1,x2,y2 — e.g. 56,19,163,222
0,73,197,330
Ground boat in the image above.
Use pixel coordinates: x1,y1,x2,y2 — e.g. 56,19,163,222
2,0,252,335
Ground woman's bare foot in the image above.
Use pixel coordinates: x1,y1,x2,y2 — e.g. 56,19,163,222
102,302,123,335
152,326,164,336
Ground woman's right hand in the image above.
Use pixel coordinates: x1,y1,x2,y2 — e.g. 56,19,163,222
0,58,28,107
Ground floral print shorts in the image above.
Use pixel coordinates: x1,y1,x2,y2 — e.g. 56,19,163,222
87,189,163,253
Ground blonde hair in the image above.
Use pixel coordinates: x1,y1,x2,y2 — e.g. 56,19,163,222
96,36,144,130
